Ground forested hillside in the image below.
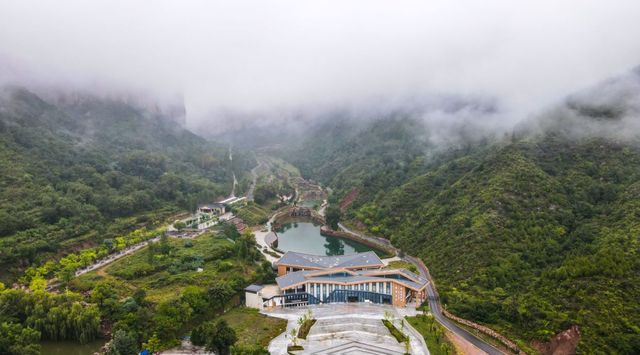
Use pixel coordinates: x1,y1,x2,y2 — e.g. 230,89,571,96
0,86,254,282
282,72,640,353
357,136,640,353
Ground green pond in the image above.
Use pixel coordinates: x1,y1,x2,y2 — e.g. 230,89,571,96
274,221,381,256
40,340,104,355
300,199,321,208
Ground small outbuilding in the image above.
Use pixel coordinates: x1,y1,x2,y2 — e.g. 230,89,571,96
244,284,282,309
244,284,265,309
198,203,225,216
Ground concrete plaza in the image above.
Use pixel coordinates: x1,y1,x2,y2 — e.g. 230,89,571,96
263,303,429,355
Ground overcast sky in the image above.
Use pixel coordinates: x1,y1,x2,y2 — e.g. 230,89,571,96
1,0,639,127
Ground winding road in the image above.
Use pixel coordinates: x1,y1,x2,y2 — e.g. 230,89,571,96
337,223,504,355
410,257,504,355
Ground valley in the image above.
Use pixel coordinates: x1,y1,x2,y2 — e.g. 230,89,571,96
1,68,640,355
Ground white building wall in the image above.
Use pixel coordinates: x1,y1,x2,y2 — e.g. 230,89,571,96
245,292,263,309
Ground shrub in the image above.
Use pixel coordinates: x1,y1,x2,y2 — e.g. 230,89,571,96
297,319,316,340
382,319,408,343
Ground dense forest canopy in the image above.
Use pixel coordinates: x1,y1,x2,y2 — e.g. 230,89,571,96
0,85,269,354
0,86,254,282
278,71,640,353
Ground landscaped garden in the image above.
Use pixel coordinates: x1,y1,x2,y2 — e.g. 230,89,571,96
234,203,272,226
382,319,409,343
60,228,277,352
71,233,254,303
386,260,419,273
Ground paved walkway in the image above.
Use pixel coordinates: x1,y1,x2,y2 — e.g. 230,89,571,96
72,227,211,279
252,211,284,263
253,228,280,263
263,303,429,355
74,236,160,277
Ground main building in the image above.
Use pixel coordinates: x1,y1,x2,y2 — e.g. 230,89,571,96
246,251,429,309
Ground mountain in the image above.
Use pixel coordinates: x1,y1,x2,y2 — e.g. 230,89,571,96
0,86,254,282
280,71,640,353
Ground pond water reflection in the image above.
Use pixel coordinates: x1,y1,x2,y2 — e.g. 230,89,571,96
274,221,380,256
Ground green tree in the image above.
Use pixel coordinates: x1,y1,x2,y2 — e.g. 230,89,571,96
91,282,120,317
181,286,208,314
207,283,234,311
173,221,187,230
325,206,341,230
68,302,101,343
256,261,276,284
142,333,162,353
132,288,147,306
28,275,46,293
203,319,238,355
235,231,258,261
56,254,80,282
0,322,40,355
109,330,138,355
191,323,207,346
159,234,172,255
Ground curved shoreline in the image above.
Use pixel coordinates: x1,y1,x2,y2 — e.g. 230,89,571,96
319,225,396,256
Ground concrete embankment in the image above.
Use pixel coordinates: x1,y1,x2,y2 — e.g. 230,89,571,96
319,226,396,256
270,206,325,231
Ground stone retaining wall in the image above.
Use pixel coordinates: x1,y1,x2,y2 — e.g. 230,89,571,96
271,207,325,231
319,226,396,256
442,309,524,354
403,252,525,354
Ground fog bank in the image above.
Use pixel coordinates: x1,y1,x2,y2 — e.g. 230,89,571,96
1,0,639,134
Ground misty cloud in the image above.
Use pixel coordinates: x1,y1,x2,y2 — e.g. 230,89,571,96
522,67,640,142
1,0,640,133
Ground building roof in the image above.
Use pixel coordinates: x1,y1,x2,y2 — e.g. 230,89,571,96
244,284,264,293
360,268,428,285
199,203,225,208
275,251,383,269
276,267,428,291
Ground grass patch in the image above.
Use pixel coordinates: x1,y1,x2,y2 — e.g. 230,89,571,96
386,260,418,273
235,203,271,225
406,315,457,355
382,319,409,343
297,319,316,339
219,307,287,348
71,234,256,303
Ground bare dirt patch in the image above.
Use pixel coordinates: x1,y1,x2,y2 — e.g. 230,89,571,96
532,325,580,355
339,188,360,211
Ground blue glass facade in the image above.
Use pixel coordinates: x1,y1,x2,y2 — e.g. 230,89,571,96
324,289,392,304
